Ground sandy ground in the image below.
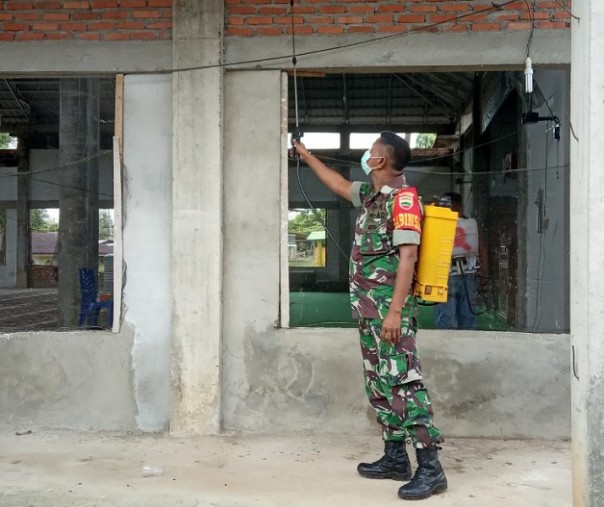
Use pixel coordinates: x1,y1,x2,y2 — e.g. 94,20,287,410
0,431,571,507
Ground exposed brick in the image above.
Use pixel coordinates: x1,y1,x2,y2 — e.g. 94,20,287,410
519,11,551,20
132,10,161,18
246,16,274,25
308,16,334,24
226,26,254,35
45,31,71,39
377,24,406,33
471,22,501,31
35,1,61,8
285,24,313,34
338,16,364,24
506,21,533,30
6,1,34,10
317,5,345,14
59,22,87,31
292,5,314,13
275,15,303,24
31,22,59,30
536,20,569,29
88,20,117,30
411,5,437,12
257,26,283,35
116,20,145,29
443,24,469,33
349,25,375,33
72,12,101,20
120,0,146,5
0,33,17,41
128,31,158,40
367,14,394,23
103,32,131,40
258,6,287,15
347,5,374,14
0,13,13,21
440,3,470,12
397,14,425,23
148,0,171,6
492,13,521,21
16,31,44,40
317,25,344,34
377,4,405,13
227,4,255,11
63,1,89,8
43,12,70,21
146,20,172,29
76,32,101,40
4,22,29,31
13,12,41,20
91,0,118,7
102,10,130,19
429,14,457,23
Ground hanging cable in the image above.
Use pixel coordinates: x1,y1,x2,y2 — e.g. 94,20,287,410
290,0,349,262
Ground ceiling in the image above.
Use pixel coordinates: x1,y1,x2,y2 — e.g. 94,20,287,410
288,72,475,134
0,78,115,148
0,72,476,148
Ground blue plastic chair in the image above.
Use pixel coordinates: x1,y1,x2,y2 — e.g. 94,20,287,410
78,268,113,328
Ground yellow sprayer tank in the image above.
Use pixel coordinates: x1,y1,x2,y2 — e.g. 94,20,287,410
414,204,458,303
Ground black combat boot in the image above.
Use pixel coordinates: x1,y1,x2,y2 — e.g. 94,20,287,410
398,447,447,500
357,440,412,481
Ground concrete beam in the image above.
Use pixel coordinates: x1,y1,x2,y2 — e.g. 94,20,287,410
225,31,570,72
0,41,172,74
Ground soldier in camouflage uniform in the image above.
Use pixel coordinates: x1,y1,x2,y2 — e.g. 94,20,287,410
294,132,447,501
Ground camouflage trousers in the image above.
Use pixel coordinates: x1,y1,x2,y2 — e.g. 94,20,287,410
358,316,442,449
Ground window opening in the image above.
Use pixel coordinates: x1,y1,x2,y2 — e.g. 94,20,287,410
285,71,570,333
0,77,117,332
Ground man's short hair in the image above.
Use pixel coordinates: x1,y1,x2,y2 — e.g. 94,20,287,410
379,131,411,172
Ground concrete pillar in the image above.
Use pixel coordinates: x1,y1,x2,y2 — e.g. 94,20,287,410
57,78,100,328
15,130,29,288
570,2,604,505
171,0,224,434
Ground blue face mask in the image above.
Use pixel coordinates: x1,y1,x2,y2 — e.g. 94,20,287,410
361,150,373,175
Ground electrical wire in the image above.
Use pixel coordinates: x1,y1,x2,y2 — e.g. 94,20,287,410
524,0,536,58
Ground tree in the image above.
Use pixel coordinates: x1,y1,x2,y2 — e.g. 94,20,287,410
416,133,437,149
30,209,59,232
288,209,326,236
0,133,11,149
99,210,114,241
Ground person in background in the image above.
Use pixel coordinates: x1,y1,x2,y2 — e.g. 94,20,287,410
293,132,447,501
434,192,480,330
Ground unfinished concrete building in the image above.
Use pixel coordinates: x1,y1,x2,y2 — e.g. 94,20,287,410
0,1,602,505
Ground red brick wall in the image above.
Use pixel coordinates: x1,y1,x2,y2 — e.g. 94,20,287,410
29,265,58,288
226,0,572,36
0,0,172,41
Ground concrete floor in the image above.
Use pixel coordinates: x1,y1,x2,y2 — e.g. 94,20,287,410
0,431,570,507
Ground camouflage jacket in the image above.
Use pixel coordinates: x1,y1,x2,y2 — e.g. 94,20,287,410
349,175,422,319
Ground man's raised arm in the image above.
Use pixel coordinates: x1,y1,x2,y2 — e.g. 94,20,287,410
293,140,353,202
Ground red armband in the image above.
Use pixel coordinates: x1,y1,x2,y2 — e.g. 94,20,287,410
392,187,422,235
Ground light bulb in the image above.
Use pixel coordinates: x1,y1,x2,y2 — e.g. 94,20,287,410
524,56,534,94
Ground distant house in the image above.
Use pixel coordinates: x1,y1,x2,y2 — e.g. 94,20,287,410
31,232,114,266
31,232,58,266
